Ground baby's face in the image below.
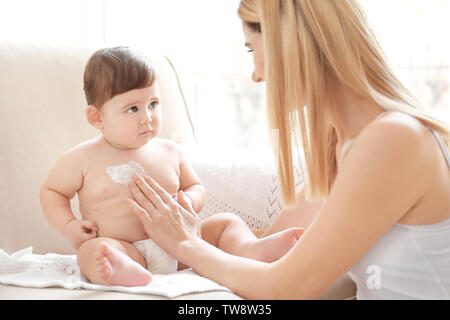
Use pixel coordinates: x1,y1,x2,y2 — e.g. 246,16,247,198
100,83,162,149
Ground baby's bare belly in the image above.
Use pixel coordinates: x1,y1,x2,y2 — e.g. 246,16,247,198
80,199,149,244
77,158,181,244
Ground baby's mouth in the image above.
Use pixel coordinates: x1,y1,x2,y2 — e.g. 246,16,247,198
139,128,152,136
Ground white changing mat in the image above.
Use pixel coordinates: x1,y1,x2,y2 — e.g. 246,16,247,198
0,247,231,298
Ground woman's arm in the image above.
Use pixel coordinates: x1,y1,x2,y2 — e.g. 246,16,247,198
178,238,274,298
129,119,430,299
264,120,430,298
127,176,276,298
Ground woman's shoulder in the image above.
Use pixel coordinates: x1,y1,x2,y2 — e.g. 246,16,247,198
331,111,435,222
369,110,426,134
357,111,431,155
339,112,430,167
345,111,435,190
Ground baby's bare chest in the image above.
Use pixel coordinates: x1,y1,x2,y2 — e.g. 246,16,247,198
79,150,181,203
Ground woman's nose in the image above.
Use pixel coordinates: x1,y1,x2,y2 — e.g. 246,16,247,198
252,71,264,83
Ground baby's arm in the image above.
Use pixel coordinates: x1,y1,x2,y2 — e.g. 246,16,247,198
40,146,97,248
178,148,205,214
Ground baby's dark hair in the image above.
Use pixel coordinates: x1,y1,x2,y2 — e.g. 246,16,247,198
83,46,157,108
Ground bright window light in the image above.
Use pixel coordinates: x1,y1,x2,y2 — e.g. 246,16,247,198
1,0,449,160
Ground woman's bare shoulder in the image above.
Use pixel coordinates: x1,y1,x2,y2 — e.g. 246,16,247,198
339,111,433,201
354,111,431,159
372,110,429,136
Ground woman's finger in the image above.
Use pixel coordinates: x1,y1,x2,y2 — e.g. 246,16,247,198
132,175,167,210
177,191,196,216
127,199,154,232
129,181,159,216
142,175,174,204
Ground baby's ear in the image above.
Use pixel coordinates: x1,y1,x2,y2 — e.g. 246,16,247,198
86,105,103,129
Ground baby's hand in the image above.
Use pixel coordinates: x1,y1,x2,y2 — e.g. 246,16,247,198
63,219,98,249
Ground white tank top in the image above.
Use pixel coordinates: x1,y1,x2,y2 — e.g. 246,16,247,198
348,111,450,299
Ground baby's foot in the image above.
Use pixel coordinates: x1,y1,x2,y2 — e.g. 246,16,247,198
246,227,304,263
94,242,152,287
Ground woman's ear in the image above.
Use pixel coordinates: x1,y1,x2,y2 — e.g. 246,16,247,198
86,105,104,129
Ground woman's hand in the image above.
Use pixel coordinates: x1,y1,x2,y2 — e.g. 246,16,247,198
127,174,202,259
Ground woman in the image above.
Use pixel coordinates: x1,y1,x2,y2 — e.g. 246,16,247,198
127,0,450,299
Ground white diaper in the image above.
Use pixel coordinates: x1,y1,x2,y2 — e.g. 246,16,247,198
133,239,178,274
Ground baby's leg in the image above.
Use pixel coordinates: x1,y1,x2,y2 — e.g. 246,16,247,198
77,237,152,286
201,212,303,263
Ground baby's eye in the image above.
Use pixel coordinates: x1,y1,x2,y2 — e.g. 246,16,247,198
148,101,159,109
126,106,138,113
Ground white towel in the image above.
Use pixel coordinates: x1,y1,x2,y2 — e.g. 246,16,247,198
0,247,232,298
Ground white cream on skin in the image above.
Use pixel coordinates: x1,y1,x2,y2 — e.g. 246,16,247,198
105,160,147,184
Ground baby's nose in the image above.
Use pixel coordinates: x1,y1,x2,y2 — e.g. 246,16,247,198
140,110,152,124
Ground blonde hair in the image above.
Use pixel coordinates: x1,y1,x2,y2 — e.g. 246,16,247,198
238,0,450,206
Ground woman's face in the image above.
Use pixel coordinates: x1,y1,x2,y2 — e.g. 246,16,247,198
242,22,265,83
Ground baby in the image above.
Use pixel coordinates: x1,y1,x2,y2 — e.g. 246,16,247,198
40,46,303,287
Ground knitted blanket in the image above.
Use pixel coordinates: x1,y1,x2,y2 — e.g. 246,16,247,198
0,247,231,298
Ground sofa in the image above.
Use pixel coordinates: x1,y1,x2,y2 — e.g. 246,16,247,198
0,42,356,299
